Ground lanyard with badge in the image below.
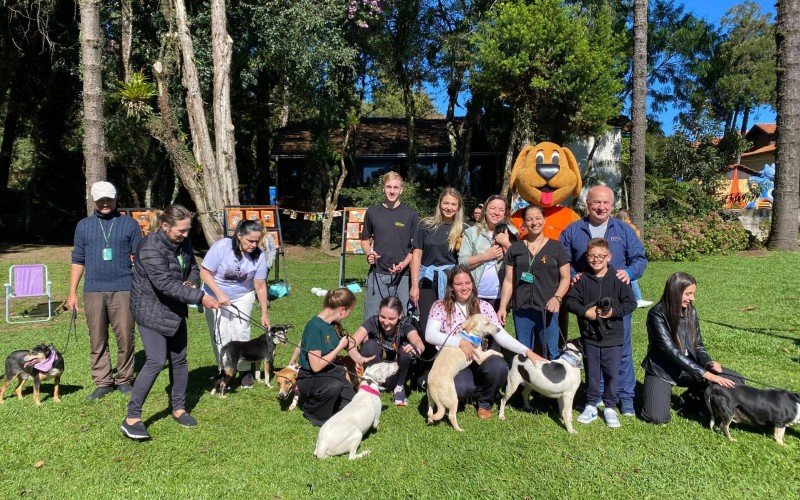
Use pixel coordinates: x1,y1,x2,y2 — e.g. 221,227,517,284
520,238,544,284
99,217,116,261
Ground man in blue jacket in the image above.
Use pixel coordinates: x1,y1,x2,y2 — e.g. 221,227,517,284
560,185,647,416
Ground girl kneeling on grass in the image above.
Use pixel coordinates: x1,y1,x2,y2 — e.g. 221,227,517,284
295,288,373,426
351,296,425,406
640,272,744,424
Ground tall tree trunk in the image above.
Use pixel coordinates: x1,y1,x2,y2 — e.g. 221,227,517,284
500,115,518,198
320,127,352,253
121,0,132,81
740,104,751,136
629,0,648,230
79,0,106,215
211,0,237,203
768,0,800,251
0,77,22,198
402,83,417,180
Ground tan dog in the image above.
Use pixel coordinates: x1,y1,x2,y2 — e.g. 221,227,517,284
426,314,502,432
509,142,583,240
275,365,300,410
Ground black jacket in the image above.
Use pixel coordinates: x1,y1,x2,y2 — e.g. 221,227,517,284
641,302,712,384
563,265,637,347
131,230,204,336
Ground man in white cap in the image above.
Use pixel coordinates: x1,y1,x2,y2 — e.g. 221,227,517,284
67,181,142,400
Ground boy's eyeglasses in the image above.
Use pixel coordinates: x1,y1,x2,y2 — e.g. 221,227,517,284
587,254,609,261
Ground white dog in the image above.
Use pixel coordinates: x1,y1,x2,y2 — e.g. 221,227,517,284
314,361,399,460
426,314,502,432
498,341,583,433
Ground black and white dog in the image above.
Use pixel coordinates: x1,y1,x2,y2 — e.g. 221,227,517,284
498,341,583,433
211,324,292,397
705,384,800,445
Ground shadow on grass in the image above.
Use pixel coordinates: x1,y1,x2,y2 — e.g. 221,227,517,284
7,383,83,402
703,319,800,346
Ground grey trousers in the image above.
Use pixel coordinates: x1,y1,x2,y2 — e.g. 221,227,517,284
127,321,188,419
363,269,409,320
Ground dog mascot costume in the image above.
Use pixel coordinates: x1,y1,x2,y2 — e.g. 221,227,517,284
509,141,583,239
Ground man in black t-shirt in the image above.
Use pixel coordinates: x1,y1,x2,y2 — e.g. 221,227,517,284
359,172,418,320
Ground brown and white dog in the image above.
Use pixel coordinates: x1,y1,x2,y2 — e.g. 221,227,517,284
426,314,502,432
498,340,583,433
275,364,301,410
1,344,64,406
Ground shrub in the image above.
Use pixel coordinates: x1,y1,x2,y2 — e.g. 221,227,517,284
643,175,720,226
644,212,758,261
340,179,437,217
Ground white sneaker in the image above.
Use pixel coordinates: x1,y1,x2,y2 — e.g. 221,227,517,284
577,405,598,424
637,300,653,308
604,408,621,428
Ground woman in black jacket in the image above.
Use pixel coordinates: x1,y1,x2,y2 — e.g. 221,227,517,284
121,205,219,440
640,272,741,424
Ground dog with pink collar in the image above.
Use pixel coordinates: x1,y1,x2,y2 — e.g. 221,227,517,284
314,361,399,460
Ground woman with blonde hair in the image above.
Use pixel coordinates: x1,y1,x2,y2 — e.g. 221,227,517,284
410,187,466,335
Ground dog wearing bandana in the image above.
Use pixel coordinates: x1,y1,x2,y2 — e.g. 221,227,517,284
1,344,65,406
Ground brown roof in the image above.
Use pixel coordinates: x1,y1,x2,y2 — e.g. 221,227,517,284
745,123,776,140
272,118,489,158
741,144,776,157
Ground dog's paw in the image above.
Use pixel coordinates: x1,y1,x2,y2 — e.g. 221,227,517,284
53,397,61,403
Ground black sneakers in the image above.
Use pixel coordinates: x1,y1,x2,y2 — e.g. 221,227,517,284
173,412,197,428
120,420,150,440
86,386,116,401
116,383,134,395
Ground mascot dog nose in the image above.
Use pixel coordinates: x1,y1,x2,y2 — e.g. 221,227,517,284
537,163,560,181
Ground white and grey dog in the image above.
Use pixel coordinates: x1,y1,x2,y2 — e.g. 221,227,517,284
498,340,583,433
314,361,399,460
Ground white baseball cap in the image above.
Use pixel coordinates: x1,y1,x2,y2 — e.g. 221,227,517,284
91,181,117,201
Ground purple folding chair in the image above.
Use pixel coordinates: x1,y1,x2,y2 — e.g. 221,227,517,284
5,264,52,323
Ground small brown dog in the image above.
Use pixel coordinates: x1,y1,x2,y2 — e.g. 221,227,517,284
1,344,64,406
275,365,301,410
426,314,501,432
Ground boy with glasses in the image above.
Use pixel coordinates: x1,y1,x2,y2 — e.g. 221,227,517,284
563,238,636,428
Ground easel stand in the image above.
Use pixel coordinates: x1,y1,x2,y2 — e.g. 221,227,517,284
339,207,367,288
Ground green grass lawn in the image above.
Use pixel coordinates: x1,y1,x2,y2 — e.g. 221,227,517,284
1,245,798,498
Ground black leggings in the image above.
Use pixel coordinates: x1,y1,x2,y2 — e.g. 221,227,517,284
360,338,413,389
641,368,744,424
296,366,355,427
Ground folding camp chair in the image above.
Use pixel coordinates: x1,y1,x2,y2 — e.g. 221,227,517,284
4,264,53,324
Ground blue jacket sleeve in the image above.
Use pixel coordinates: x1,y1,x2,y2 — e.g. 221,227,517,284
622,224,647,281
558,227,577,278
71,220,86,265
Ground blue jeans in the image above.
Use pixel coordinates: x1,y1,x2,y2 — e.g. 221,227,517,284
631,280,643,301
513,308,560,360
597,314,635,404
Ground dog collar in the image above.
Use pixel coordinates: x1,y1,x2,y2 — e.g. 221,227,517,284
559,350,582,369
458,330,482,347
359,384,380,396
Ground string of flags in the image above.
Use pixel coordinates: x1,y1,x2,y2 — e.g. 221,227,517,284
279,208,343,221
